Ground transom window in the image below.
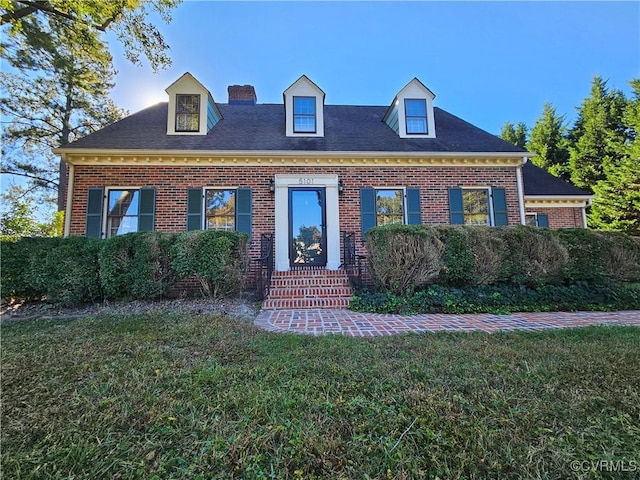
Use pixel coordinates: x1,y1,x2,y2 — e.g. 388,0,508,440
462,189,491,225
176,94,200,132
205,189,236,231
293,96,316,133
405,99,428,134
107,189,139,238
376,189,405,226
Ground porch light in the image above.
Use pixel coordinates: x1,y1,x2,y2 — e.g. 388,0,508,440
268,178,275,193
338,179,344,194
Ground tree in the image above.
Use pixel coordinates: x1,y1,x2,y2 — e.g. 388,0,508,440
1,0,181,72
1,12,127,209
568,76,628,192
500,121,528,149
588,79,640,235
0,185,63,236
526,102,570,179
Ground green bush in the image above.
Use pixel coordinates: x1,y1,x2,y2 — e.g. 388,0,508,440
171,230,248,298
351,283,640,315
500,226,568,287
1,236,103,305
553,229,608,283
99,232,178,300
1,236,50,300
366,224,444,295
435,227,474,286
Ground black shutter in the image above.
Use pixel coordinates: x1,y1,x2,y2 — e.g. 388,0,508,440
537,214,549,228
187,188,203,231
448,188,464,225
492,188,508,226
235,188,252,241
406,188,421,225
85,187,104,238
138,188,155,232
360,188,376,240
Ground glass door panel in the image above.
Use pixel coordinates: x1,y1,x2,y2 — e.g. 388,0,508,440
288,187,327,266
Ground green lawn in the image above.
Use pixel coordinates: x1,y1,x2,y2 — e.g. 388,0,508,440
2,314,639,479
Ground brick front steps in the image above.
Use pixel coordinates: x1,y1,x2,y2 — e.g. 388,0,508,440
262,268,352,310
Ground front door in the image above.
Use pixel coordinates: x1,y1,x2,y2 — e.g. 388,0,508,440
288,187,327,267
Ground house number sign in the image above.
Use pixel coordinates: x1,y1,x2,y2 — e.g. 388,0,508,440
298,178,314,185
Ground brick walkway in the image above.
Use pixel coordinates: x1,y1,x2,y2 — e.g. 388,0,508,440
255,309,640,336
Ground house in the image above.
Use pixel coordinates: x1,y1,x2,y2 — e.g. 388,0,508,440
54,72,591,303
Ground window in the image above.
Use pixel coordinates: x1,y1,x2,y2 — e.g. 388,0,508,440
448,187,508,226
106,189,140,237
526,213,549,228
205,189,236,231
360,188,421,239
293,96,316,133
376,189,405,226
176,94,200,132
405,99,427,134
462,189,490,225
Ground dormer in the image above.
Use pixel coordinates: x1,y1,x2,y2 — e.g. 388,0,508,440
383,78,436,139
283,75,326,137
165,72,222,135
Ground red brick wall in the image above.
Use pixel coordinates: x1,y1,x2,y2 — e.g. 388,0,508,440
525,206,585,229
69,164,522,260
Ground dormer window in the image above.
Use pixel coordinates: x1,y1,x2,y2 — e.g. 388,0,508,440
176,94,200,132
293,97,316,133
284,75,325,137
383,78,436,139
405,99,428,134
165,72,221,135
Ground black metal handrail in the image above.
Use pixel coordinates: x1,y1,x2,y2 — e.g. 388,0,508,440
341,231,365,287
255,233,274,300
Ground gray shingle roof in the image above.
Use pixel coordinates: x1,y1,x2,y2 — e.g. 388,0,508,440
62,101,589,197
522,162,590,197
64,102,525,153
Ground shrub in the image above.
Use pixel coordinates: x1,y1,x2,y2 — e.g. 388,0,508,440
171,230,248,298
553,229,607,283
366,224,444,295
99,232,178,300
434,227,474,286
1,236,103,305
1,236,51,300
594,231,640,282
500,226,568,287
350,283,640,315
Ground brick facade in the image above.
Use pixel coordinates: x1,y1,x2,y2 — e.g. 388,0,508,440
68,163,523,261
525,206,585,229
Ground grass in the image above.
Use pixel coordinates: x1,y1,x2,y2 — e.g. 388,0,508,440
2,314,639,479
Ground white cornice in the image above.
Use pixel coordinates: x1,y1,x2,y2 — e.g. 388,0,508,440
525,195,593,208
54,149,531,167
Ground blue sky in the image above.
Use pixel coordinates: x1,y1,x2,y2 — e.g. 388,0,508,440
108,1,640,136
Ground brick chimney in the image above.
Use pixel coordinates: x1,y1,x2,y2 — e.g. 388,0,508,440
228,85,257,105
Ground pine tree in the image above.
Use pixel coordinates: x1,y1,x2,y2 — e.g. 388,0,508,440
500,121,528,149
526,103,570,179
589,79,640,235
1,13,126,209
568,76,627,192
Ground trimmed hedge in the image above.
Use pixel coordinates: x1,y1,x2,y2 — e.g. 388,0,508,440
1,236,103,305
365,225,640,293
1,230,249,305
171,230,248,298
99,232,178,300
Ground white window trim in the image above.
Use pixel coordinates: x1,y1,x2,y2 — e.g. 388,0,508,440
175,94,201,133
104,186,141,239
202,186,238,231
460,186,495,227
373,186,408,225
